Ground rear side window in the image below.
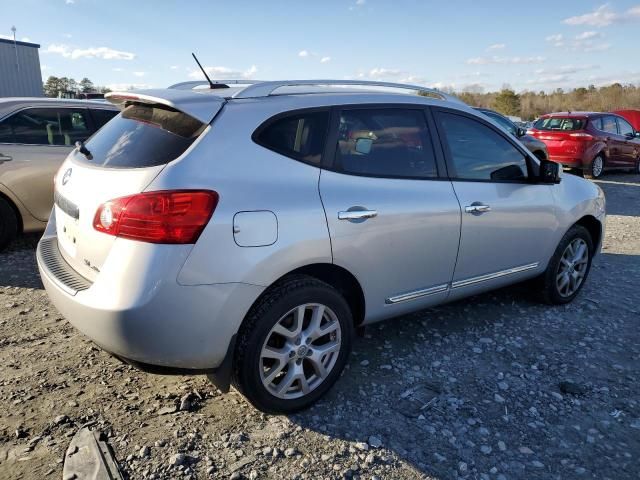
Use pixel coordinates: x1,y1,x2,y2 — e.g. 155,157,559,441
533,117,585,131
83,103,205,168
255,111,329,165
335,108,437,178
0,108,90,145
438,112,528,182
90,109,118,130
601,116,617,134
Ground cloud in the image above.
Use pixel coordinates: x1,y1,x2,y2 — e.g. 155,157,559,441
575,31,600,40
320,56,331,63
298,50,309,57
466,55,545,65
563,3,640,27
187,65,258,80
112,67,124,72
133,71,145,77
545,33,564,47
44,43,136,60
170,65,179,70
63,33,72,38
356,0,366,4
487,43,506,50
534,64,599,75
367,67,403,78
106,83,154,91
65,0,75,4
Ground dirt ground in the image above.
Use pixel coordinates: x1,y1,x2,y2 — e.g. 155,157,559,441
0,173,639,480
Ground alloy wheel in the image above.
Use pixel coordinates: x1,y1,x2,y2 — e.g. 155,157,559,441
556,238,589,297
259,303,342,400
592,156,603,178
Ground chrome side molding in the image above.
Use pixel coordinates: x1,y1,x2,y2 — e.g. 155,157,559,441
385,283,449,304
451,262,539,289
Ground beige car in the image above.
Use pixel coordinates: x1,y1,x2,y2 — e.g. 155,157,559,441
0,98,118,250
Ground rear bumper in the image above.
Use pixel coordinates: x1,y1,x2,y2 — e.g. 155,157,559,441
548,155,584,168
37,234,264,370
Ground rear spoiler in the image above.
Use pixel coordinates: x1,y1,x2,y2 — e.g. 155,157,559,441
105,89,225,124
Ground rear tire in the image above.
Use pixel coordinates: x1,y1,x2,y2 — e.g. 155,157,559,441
583,155,604,179
0,197,18,252
232,275,353,414
539,225,594,305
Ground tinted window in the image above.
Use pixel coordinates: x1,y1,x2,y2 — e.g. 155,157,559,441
256,111,328,165
82,103,205,168
335,109,437,178
617,117,634,136
602,116,617,134
533,117,585,131
482,111,516,136
0,108,90,145
91,109,118,130
0,118,13,143
439,112,528,181
591,117,603,131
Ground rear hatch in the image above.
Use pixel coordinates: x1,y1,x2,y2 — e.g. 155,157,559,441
529,116,590,158
53,90,224,281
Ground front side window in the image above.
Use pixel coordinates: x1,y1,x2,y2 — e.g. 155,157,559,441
617,117,634,136
602,116,618,134
0,108,90,146
334,108,437,178
438,112,528,182
255,111,329,165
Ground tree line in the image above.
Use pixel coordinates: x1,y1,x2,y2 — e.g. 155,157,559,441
443,83,640,120
42,76,112,98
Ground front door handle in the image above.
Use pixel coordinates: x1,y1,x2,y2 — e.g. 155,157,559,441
0,154,12,164
338,209,378,221
465,204,491,214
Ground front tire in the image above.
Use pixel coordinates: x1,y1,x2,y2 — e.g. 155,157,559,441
0,197,18,252
583,155,604,179
539,225,594,305
232,275,353,413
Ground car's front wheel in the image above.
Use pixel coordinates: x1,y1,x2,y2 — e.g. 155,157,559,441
232,275,353,413
539,225,594,305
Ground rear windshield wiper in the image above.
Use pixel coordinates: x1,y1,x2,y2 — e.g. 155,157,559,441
75,141,93,160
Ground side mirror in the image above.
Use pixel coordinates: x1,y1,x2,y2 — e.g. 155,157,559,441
635,131,640,138
539,159,561,184
354,137,373,155
516,127,526,137
625,132,635,140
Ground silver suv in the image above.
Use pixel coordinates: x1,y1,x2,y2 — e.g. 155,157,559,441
37,80,606,413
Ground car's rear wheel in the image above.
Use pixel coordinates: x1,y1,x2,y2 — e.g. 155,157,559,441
583,155,604,179
232,275,353,413
539,225,593,305
0,197,18,252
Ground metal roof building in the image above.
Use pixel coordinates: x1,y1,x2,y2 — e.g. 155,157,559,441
0,38,43,97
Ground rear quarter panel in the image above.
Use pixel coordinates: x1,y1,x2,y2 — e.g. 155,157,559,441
147,101,333,287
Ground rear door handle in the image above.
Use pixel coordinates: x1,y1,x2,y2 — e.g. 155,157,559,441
465,204,491,214
338,209,378,221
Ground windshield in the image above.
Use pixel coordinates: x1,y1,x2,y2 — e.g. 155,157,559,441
533,117,585,131
82,103,206,168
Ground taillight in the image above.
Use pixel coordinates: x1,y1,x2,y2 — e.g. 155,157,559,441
569,132,593,140
526,129,535,135
93,190,218,244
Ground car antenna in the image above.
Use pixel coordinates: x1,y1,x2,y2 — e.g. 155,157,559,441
191,53,227,89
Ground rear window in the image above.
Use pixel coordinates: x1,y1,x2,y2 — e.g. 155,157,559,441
82,103,205,168
533,117,585,131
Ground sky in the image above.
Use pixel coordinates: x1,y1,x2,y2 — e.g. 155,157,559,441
2,0,640,93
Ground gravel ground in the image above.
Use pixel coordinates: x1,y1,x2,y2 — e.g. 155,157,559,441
0,173,639,480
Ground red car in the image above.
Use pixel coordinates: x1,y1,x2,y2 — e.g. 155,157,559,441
613,109,640,131
528,112,640,178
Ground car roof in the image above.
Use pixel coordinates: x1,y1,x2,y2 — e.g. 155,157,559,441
541,111,601,118
0,97,118,119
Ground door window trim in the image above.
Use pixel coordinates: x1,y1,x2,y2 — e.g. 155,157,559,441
0,106,96,147
431,106,537,184
321,103,448,180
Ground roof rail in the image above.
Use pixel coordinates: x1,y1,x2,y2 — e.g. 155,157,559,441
169,80,261,90
231,79,454,101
